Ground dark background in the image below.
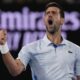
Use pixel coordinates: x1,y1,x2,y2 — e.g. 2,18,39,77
0,0,80,80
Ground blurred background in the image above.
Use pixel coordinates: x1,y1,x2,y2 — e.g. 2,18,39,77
0,0,80,80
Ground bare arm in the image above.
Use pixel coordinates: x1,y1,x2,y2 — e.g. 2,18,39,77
2,52,25,76
0,29,25,76
77,76,80,80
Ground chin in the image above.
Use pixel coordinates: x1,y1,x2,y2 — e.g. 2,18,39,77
49,31,55,35
47,30,55,34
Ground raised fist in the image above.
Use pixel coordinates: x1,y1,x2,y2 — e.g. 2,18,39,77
0,29,7,45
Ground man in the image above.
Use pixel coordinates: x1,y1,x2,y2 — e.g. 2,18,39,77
0,2,80,80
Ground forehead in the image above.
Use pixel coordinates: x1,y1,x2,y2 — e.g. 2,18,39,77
45,7,60,12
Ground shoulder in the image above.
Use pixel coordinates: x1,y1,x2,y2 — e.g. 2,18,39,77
22,39,43,50
65,39,80,51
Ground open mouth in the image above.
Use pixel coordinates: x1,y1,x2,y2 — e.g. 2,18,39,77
48,19,53,25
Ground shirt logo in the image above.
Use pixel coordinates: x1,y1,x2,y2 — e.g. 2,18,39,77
68,50,73,53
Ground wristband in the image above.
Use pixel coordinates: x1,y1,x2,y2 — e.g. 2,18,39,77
0,42,9,54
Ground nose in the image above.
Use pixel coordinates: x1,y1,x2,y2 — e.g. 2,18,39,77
48,14,52,19
48,12,53,18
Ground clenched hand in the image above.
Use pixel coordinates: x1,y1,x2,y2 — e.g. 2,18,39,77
0,29,7,45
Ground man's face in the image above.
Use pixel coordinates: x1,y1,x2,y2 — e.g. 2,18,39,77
44,6,64,34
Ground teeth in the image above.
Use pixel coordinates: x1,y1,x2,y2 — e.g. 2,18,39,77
48,20,53,25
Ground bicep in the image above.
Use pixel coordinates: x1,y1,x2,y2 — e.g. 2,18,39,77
76,76,80,80
15,59,26,74
10,59,25,76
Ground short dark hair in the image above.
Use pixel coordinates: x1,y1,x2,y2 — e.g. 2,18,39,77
45,2,64,18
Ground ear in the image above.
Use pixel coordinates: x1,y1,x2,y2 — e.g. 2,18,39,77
60,18,64,25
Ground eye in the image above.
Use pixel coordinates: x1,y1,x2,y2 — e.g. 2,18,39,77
52,11,56,15
46,11,50,15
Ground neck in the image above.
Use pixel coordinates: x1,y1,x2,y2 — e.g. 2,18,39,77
46,31,62,45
